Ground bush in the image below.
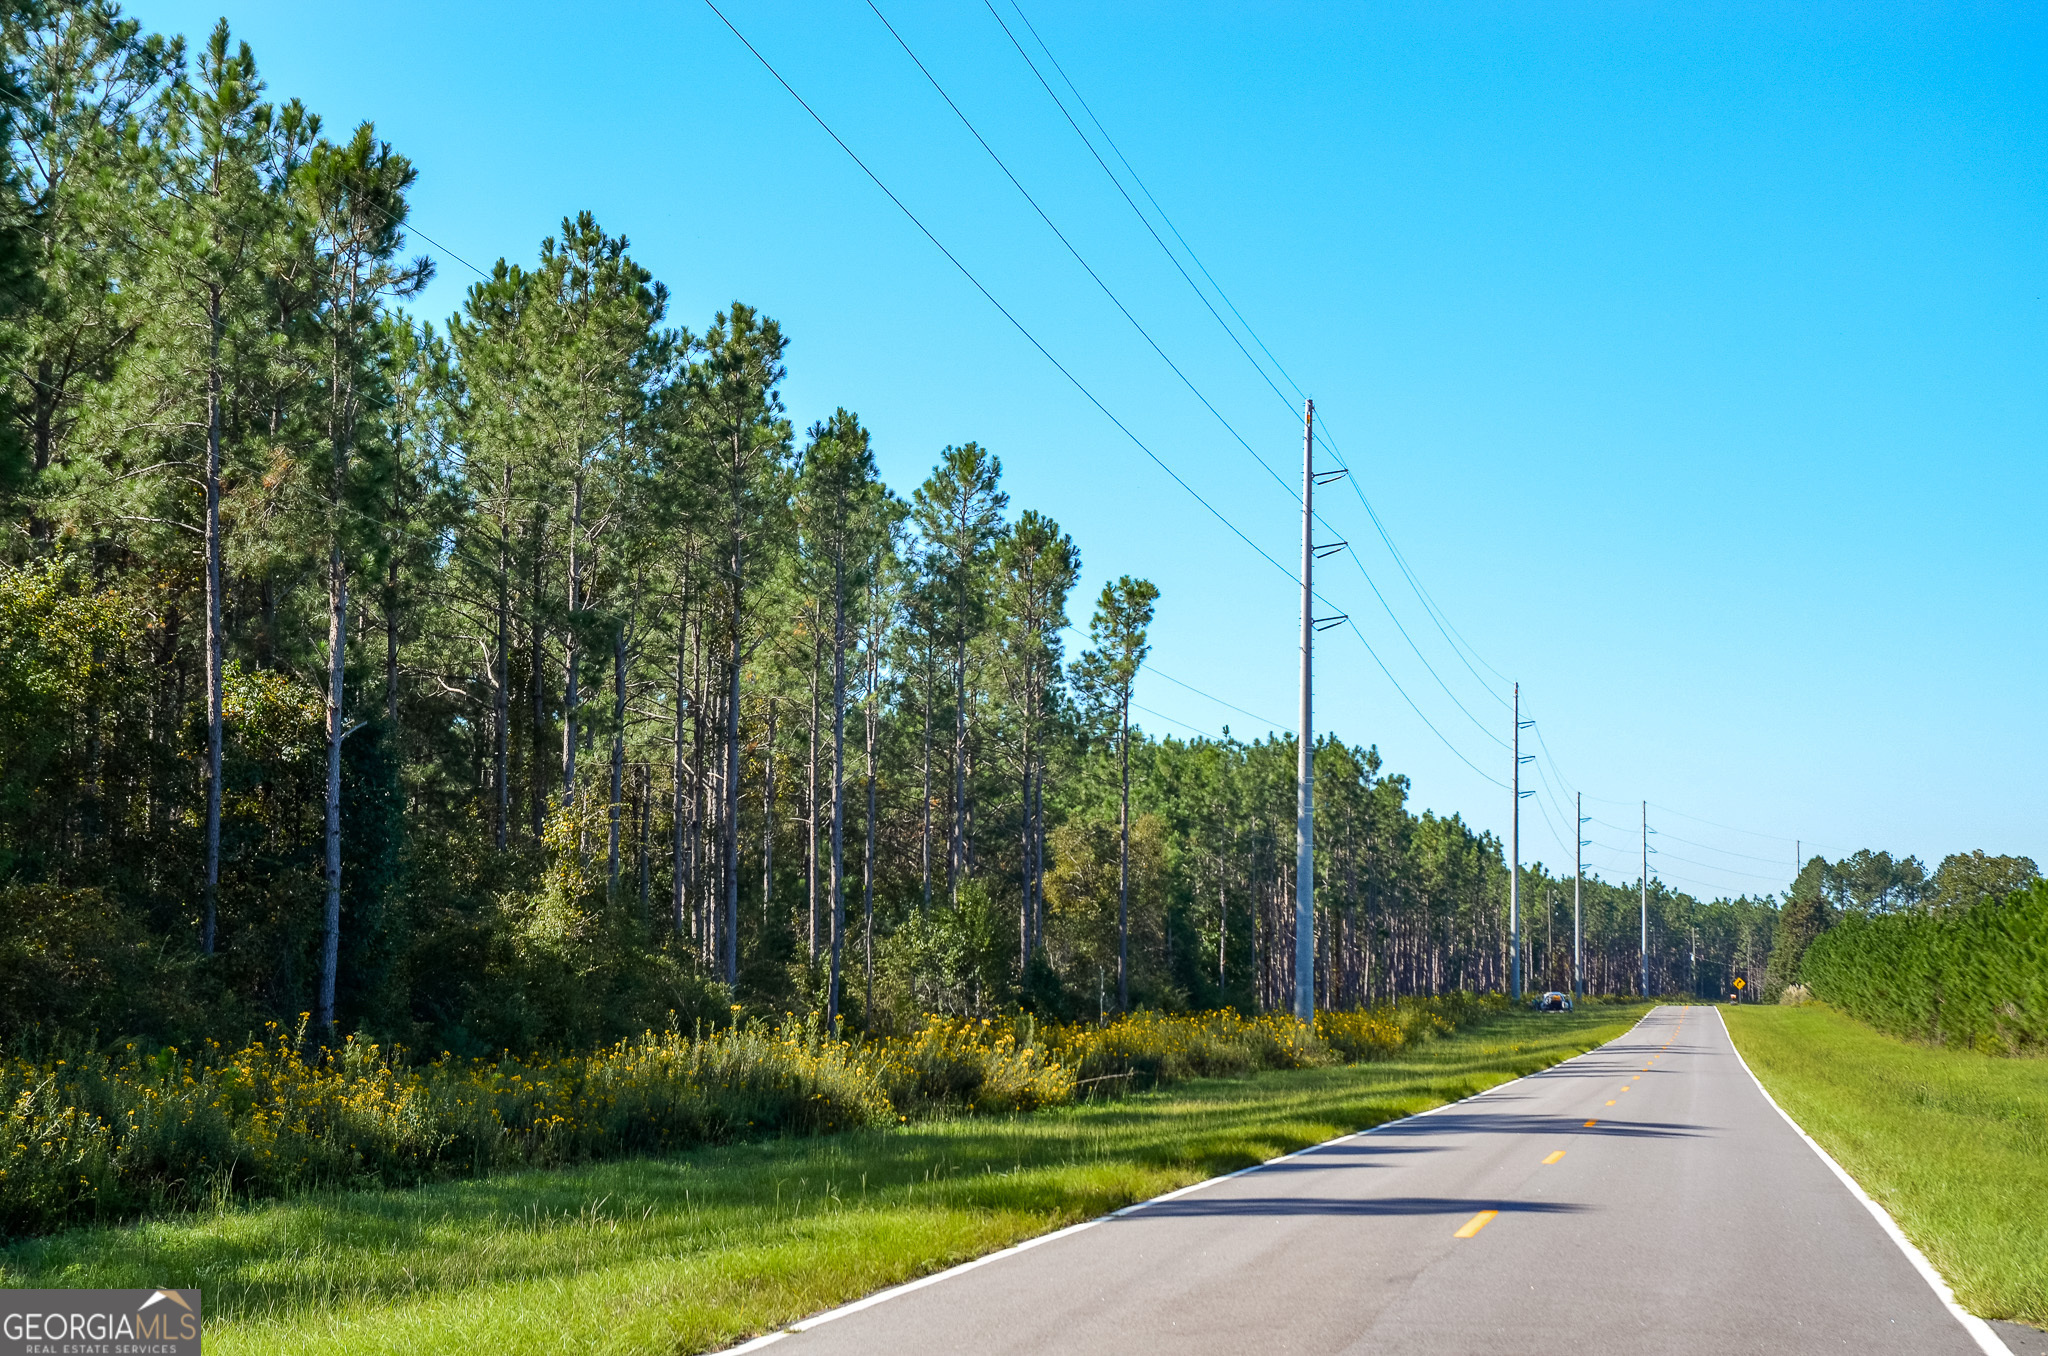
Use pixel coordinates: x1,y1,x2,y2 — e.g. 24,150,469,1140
0,993,1513,1239
1800,881,2048,1053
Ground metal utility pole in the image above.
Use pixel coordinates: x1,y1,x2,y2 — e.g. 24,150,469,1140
1510,684,1521,999
1292,400,1346,1023
1510,685,1532,999
1640,800,1650,997
1294,399,1316,1024
1574,792,1585,1001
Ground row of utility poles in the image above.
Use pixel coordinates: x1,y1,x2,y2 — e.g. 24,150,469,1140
1290,396,1673,1016
1504,689,1650,1001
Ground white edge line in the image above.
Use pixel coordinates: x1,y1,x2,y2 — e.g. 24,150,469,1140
1715,1007,2014,1356
721,1016,1638,1352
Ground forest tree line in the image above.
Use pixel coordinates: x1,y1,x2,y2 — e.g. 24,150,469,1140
3,3,2026,1055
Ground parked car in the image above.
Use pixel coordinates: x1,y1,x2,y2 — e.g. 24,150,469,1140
1534,991,1572,1011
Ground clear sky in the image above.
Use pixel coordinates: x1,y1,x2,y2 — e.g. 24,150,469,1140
142,0,2046,901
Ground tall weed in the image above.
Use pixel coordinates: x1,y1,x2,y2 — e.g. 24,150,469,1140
0,994,1503,1239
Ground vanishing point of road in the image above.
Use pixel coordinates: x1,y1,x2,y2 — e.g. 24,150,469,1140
736,1005,2012,1355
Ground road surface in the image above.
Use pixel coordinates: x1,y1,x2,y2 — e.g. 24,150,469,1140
739,1005,2008,1355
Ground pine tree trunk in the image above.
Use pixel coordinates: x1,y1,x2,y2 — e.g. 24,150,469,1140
200,287,225,956
1118,697,1130,1013
920,647,931,911
385,462,401,731
723,533,742,985
319,500,347,1032
561,475,582,807
762,699,776,927
529,507,547,840
493,472,510,851
608,619,627,894
950,640,965,906
684,577,700,942
807,605,820,961
827,557,847,1033
863,614,878,1028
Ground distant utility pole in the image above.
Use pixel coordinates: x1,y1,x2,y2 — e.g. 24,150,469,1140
1640,800,1650,997
1295,399,1316,1024
1511,684,1533,999
1575,792,1586,1001
1294,398,1345,1024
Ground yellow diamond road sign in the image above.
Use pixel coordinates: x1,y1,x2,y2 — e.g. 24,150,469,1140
1733,977,1746,990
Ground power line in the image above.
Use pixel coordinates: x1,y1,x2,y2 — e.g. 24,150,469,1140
1642,829,1809,868
1646,848,1792,883
867,0,1300,504
715,1,1545,809
1336,540,1511,750
1336,616,1508,790
990,0,1302,421
702,0,1300,587
1131,701,1223,741
710,2,1532,805
1650,801,1833,852
994,0,1519,732
1144,664,1289,733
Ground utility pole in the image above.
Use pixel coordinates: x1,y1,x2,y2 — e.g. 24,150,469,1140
1575,791,1585,1001
1295,399,1316,1023
1510,685,1520,999
1294,399,1345,1024
1640,800,1650,997
1511,684,1532,999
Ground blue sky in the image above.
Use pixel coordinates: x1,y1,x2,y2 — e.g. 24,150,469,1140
148,0,2045,900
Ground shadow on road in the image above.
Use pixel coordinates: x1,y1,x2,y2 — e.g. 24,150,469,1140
1122,1194,1587,1219
1366,1112,1705,1141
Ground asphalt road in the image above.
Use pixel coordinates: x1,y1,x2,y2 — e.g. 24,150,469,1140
740,1005,2007,1355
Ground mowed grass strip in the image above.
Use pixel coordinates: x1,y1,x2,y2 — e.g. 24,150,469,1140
1725,1004,2048,1327
0,1008,1639,1355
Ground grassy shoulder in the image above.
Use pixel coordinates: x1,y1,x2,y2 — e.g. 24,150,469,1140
1724,1004,2048,1328
0,1006,1642,1355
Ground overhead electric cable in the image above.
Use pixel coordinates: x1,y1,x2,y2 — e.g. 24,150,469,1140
1646,830,1808,867
867,0,1301,502
988,0,1300,419
717,1,1534,806
1337,617,1508,790
996,0,1519,722
1144,665,1290,733
701,0,1299,585
1647,850,1793,883
1132,702,1223,741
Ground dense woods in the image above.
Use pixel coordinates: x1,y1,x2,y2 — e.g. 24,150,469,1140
9,3,2023,1061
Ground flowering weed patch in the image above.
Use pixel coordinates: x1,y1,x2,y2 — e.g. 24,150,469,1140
0,995,1501,1238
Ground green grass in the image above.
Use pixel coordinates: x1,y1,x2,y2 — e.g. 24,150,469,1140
1725,1004,2048,1328
0,1007,1641,1355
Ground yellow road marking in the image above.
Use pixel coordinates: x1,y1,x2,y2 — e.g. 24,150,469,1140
1584,1119,1598,1127
1454,1210,1499,1239
1605,1100,1616,1105
1542,1150,1566,1165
